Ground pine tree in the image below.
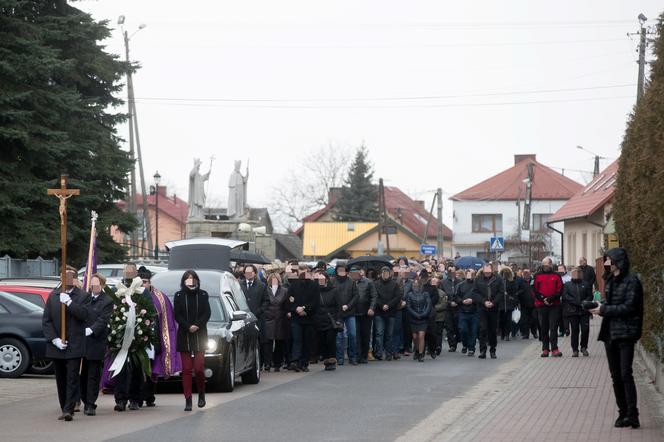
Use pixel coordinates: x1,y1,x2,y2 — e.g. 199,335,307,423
335,146,379,222
613,14,664,353
0,1,136,264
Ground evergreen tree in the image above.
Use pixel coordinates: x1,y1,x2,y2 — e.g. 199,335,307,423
0,0,136,264
335,146,379,221
613,14,664,353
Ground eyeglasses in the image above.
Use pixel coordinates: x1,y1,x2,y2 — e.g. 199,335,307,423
142,279,150,284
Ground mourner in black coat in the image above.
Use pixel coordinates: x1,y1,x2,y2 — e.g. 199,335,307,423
591,248,644,429
80,274,113,415
261,273,290,371
42,271,88,421
173,270,211,411
286,274,320,371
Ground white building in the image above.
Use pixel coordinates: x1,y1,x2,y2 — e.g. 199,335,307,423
450,154,582,264
548,160,618,266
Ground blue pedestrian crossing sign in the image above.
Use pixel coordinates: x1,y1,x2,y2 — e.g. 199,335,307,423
490,236,504,251
420,244,437,255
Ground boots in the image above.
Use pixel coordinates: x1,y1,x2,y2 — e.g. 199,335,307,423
184,397,192,412
198,392,206,408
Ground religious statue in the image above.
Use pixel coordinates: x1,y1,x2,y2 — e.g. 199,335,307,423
187,158,211,219
227,160,249,219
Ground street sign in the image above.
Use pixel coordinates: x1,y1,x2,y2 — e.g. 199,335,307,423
382,225,397,235
490,236,504,251
420,244,437,255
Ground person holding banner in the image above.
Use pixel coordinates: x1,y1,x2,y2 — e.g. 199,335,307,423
80,273,113,416
42,267,88,422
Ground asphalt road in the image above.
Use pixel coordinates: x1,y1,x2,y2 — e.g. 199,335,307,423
108,338,534,442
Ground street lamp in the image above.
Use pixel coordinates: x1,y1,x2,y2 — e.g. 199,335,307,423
153,171,161,259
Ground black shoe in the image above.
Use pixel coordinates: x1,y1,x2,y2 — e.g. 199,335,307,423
478,351,487,359
581,348,589,357
572,351,579,357
145,400,156,407
625,415,640,429
374,353,383,361
430,351,437,360
461,347,467,354
350,360,358,366
63,413,73,422
288,362,301,372
57,414,66,421
615,413,629,428
198,393,206,408
385,354,393,361
184,397,192,412
84,406,96,416
264,366,271,372
301,366,310,372
468,350,475,357
129,401,140,411
448,346,457,352
114,402,126,412
413,351,419,361
490,350,497,359
359,358,368,364
273,367,280,372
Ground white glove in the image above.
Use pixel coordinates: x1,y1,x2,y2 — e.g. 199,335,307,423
85,328,93,337
146,344,155,360
59,293,72,306
52,338,68,350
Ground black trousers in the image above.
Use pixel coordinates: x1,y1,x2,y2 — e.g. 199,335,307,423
318,329,337,360
357,315,373,360
113,360,144,404
53,358,81,414
478,309,498,353
79,359,103,409
434,320,445,350
519,308,538,338
537,305,562,351
142,376,157,405
604,340,638,417
445,311,459,348
426,316,437,354
263,339,287,368
498,310,514,338
567,314,590,352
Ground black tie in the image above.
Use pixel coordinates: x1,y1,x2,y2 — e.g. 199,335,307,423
248,281,252,290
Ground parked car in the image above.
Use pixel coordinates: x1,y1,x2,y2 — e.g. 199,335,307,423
0,277,60,290
0,285,52,307
150,238,261,392
0,291,50,378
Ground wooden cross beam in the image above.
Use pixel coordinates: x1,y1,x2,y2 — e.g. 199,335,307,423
47,175,80,341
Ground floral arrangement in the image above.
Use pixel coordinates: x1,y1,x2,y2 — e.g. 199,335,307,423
105,282,157,377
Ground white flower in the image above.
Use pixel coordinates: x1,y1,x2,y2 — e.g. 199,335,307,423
136,318,142,323
111,330,116,335
137,330,143,335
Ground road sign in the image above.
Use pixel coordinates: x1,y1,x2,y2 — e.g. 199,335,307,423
490,236,504,251
420,244,437,255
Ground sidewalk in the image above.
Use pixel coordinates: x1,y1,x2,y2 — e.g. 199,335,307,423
401,321,664,442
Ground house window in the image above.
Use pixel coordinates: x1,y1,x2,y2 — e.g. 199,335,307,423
532,214,551,232
472,214,502,233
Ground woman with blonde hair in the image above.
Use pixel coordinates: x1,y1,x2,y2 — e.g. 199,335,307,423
262,272,290,371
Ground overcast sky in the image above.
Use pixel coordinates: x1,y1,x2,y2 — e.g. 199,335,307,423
78,0,661,230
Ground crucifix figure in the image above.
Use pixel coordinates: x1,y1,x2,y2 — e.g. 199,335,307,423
47,174,80,340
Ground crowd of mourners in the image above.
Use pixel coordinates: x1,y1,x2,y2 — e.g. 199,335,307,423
235,254,600,372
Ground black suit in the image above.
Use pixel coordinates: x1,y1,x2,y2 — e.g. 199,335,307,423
42,287,88,415
80,292,113,410
241,279,267,318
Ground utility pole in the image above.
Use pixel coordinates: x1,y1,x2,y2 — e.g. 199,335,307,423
436,188,443,260
378,179,391,256
123,30,138,257
122,23,152,257
636,13,648,105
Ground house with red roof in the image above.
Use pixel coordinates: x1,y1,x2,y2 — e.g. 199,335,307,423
112,185,189,255
297,186,453,260
450,154,582,263
548,160,619,266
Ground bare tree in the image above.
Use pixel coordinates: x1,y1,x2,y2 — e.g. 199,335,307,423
270,143,350,232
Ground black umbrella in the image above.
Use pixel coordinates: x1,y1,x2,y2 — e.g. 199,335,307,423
230,250,271,265
346,255,394,270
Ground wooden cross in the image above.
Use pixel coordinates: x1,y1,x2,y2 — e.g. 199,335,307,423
47,175,80,341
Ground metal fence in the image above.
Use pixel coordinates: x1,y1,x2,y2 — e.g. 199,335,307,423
0,255,59,278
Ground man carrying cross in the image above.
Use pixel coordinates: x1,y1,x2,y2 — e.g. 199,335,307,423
42,266,88,421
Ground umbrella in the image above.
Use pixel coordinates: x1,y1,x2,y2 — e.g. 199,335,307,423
346,255,394,271
230,250,271,265
454,256,486,270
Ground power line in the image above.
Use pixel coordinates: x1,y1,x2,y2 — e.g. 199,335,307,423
133,83,635,105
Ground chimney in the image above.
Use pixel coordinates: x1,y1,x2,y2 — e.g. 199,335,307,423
157,185,167,197
514,154,536,165
328,187,342,205
414,200,425,210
